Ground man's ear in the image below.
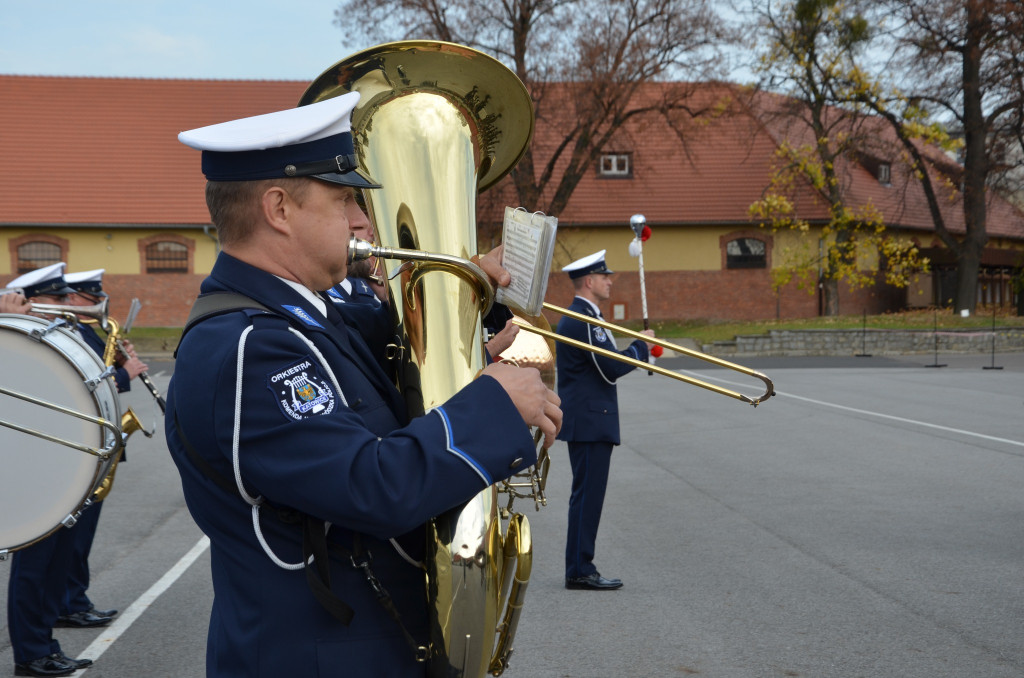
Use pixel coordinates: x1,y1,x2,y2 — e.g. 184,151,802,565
260,185,293,236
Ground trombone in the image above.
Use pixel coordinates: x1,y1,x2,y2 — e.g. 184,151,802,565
515,304,774,406
348,237,775,406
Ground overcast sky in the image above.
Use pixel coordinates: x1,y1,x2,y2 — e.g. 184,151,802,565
0,0,367,81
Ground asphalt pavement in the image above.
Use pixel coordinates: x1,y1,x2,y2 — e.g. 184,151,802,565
1,351,1022,677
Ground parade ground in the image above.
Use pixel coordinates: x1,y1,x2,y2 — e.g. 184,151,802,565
2,351,1022,677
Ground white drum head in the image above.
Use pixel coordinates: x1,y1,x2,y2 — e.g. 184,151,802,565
0,314,119,551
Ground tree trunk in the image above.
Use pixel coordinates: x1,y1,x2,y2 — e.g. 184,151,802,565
955,0,991,313
821,277,839,316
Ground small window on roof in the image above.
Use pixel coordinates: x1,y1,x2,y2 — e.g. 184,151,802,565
17,241,62,274
145,241,188,273
726,238,766,269
598,153,632,178
877,162,891,186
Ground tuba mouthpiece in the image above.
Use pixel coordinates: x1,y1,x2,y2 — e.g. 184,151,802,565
347,236,376,263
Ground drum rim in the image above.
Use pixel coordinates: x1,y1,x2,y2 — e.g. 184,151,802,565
0,314,122,552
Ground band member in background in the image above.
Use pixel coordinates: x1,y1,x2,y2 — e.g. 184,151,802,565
167,92,561,677
3,263,96,677
556,250,654,591
53,269,146,629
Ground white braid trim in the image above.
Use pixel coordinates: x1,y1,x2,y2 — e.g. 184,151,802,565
233,323,324,570
287,327,347,406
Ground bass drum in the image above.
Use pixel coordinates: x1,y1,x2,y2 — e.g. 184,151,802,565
0,313,121,553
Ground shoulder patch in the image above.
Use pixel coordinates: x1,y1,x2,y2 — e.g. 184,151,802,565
267,357,336,420
281,304,325,328
592,326,608,344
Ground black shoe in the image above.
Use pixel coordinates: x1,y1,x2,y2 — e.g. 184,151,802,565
14,653,76,677
88,605,118,618
565,572,624,590
56,652,93,669
55,609,113,628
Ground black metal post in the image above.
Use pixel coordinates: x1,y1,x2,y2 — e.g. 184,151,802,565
925,308,946,368
855,309,872,357
983,307,1003,370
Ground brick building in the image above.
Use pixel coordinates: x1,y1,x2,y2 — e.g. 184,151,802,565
2,74,1022,326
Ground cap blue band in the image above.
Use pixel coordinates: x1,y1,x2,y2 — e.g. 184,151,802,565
200,131,358,181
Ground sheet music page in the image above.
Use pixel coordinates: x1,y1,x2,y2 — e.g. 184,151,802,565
495,207,557,316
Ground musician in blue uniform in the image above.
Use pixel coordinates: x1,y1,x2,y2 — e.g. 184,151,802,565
556,250,654,591
54,269,147,629
167,92,561,677
4,263,96,677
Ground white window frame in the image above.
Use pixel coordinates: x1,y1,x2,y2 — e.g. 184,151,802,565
599,153,631,177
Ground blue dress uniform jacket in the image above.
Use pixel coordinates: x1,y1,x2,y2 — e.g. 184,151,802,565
555,296,649,444
165,253,537,678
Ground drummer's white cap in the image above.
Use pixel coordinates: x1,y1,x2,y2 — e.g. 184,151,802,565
562,250,613,279
178,91,379,189
65,269,106,295
5,262,76,298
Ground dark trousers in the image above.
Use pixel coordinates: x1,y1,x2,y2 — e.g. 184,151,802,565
565,440,614,579
7,527,76,663
63,500,102,615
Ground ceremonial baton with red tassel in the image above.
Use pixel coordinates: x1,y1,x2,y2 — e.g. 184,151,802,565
628,214,661,373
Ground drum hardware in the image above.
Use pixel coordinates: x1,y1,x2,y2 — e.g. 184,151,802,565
0,385,122,459
1,314,123,554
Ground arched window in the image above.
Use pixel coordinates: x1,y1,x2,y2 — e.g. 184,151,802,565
726,238,766,269
16,241,62,274
144,241,189,273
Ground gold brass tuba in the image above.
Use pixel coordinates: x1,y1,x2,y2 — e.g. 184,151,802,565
300,41,536,677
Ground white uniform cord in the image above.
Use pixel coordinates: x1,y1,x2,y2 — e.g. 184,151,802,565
234,323,422,572
233,325,305,570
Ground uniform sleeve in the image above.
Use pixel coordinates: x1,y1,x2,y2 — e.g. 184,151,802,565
114,366,131,393
214,323,537,540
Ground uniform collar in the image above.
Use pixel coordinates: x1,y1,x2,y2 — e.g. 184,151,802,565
206,253,330,331
275,276,327,317
575,295,602,317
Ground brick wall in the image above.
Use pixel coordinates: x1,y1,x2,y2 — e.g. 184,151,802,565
100,268,911,327
543,268,907,325
100,273,204,327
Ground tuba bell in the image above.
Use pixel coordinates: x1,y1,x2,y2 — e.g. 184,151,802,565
300,41,536,677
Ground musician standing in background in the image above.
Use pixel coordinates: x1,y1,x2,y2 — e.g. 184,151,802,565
54,269,147,629
3,263,97,677
556,250,654,591
167,93,561,677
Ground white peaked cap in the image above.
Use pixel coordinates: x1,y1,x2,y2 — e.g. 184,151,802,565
178,92,361,152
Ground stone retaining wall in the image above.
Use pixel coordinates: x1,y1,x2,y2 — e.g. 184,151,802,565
702,328,1024,357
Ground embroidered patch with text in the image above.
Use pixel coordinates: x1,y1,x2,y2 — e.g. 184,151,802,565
267,358,336,420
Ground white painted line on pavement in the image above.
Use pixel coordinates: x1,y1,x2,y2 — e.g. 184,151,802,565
75,536,210,670
681,370,1024,449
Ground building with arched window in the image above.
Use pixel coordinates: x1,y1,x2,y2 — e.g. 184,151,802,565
2,75,1023,325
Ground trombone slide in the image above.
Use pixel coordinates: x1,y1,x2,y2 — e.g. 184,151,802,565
515,303,776,406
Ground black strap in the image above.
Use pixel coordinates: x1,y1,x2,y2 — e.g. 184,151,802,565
302,516,356,625
174,291,272,358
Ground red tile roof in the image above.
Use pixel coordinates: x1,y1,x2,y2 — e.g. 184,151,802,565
2,75,1022,241
0,75,305,226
